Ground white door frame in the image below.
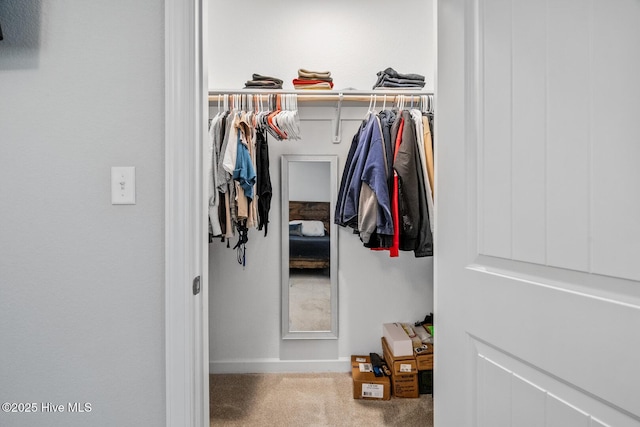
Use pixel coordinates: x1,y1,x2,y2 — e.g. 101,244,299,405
164,0,209,426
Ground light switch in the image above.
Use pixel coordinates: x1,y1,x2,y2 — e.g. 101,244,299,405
111,166,136,205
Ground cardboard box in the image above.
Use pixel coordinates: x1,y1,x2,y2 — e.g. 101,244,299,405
382,323,413,357
415,351,433,371
351,355,391,400
351,355,370,368
381,337,419,398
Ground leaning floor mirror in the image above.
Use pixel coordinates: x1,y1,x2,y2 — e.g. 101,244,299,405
281,155,338,339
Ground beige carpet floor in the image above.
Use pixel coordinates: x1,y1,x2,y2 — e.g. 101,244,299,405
210,372,433,427
289,269,331,331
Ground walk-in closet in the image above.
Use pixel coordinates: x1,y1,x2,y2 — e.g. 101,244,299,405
207,0,436,375
203,0,640,425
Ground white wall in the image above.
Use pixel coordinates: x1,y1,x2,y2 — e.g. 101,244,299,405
208,0,435,91
208,0,435,373
0,1,165,426
289,161,331,202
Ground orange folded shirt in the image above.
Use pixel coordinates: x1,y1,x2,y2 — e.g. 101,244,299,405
292,78,334,89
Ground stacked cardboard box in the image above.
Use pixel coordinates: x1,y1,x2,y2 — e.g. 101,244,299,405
351,355,391,400
415,343,434,394
381,337,419,398
381,322,434,397
351,323,433,401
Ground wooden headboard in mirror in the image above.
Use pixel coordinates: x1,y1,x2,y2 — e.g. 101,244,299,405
289,201,331,234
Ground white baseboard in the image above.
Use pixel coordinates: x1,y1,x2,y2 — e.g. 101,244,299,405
209,358,351,374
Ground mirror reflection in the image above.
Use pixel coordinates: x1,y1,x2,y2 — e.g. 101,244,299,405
282,155,338,339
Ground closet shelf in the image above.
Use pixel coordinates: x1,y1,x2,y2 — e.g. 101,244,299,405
208,89,433,104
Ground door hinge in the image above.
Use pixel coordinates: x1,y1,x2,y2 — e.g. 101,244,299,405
192,276,201,295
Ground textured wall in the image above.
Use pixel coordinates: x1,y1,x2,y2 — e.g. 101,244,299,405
0,1,165,426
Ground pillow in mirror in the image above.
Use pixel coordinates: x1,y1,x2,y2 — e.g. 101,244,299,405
289,220,326,237
289,222,303,236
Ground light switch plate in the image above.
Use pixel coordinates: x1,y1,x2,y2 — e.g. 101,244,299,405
111,166,136,205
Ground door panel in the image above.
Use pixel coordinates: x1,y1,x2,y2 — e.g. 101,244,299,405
475,338,637,427
436,0,640,426
479,0,511,259
545,395,590,427
545,0,590,272
511,0,546,265
478,356,512,427
591,0,640,281
511,375,546,427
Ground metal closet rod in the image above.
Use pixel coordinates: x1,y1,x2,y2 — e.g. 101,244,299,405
208,89,433,103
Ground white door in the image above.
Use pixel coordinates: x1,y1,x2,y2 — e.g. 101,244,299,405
435,1,640,426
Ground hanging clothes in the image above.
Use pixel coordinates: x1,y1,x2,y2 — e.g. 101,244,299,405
339,114,384,230
389,115,405,257
411,109,434,234
233,132,256,206
208,93,298,264
422,115,435,198
357,115,394,245
255,128,272,236
336,102,434,258
394,110,432,256
363,108,397,249
335,121,366,228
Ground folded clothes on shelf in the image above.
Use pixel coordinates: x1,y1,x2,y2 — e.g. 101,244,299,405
298,68,332,80
245,73,283,89
292,78,334,90
293,68,334,89
373,67,425,89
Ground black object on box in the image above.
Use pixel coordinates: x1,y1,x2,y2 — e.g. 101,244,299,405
418,369,433,394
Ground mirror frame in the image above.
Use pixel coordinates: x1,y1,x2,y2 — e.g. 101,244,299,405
281,154,339,339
